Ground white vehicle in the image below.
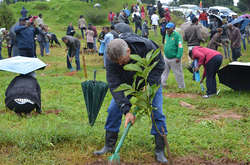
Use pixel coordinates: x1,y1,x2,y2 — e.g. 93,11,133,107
208,6,237,17
179,4,201,11
179,4,201,18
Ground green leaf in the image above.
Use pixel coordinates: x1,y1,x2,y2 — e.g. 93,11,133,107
123,64,143,72
113,83,132,92
146,50,154,63
124,89,136,97
136,79,145,90
130,55,145,64
147,49,160,65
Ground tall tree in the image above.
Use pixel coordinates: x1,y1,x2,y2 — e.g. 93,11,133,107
238,0,250,12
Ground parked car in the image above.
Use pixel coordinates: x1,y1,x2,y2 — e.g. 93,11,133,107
208,6,237,17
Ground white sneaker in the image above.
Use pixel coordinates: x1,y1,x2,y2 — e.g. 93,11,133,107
202,95,209,98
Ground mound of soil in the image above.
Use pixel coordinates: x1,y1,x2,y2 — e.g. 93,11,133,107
164,93,199,99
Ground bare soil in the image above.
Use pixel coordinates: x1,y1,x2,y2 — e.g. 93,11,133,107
164,93,199,99
179,101,195,109
44,109,62,115
197,110,243,122
86,156,247,165
64,71,78,76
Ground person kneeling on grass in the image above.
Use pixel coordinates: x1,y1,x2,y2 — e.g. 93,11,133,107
5,74,42,115
93,35,168,164
189,46,223,98
62,35,81,72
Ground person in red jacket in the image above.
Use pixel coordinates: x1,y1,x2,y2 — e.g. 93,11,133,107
108,12,115,24
141,5,145,19
189,46,223,98
164,8,171,23
198,10,208,27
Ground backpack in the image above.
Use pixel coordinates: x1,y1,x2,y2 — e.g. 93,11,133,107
5,75,41,114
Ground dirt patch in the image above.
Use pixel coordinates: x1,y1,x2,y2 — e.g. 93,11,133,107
86,156,246,165
179,101,195,109
164,93,199,99
44,109,62,115
174,156,246,165
197,110,243,122
64,71,78,76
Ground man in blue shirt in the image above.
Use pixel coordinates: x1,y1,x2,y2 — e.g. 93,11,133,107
14,18,35,57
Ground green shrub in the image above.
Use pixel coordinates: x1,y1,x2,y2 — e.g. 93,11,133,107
34,3,49,10
0,3,15,29
85,8,107,25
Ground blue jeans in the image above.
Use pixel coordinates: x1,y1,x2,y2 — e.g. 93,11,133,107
19,48,34,57
12,45,19,57
221,39,230,59
44,42,50,55
66,48,80,70
105,87,167,135
0,45,2,60
200,20,207,27
205,55,222,95
39,41,45,56
241,34,246,51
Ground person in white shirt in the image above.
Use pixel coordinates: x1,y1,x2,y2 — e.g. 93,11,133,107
36,14,44,26
151,11,159,36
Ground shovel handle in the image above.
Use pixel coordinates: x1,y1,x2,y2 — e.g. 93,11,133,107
114,122,132,154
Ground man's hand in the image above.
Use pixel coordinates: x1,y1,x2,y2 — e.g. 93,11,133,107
176,58,180,63
124,112,136,128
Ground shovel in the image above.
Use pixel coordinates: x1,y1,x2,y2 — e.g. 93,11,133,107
108,122,133,165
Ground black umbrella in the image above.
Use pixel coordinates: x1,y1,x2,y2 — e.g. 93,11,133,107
81,70,109,126
114,23,133,33
218,62,250,91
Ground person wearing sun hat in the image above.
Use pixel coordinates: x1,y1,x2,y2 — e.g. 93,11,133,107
161,22,185,89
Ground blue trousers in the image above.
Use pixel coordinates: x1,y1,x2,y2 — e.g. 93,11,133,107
200,20,208,27
66,48,80,70
19,48,34,57
205,55,222,95
105,87,167,135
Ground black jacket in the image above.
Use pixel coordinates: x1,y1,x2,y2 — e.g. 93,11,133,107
5,75,41,112
106,33,165,114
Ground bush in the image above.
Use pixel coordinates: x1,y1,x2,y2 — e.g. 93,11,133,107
34,3,49,10
85,8,107,25
0,3,15,29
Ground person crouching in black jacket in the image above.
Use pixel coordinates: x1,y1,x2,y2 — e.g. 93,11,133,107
93,34,168,164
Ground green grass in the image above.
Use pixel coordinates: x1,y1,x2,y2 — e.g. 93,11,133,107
0,0,249,164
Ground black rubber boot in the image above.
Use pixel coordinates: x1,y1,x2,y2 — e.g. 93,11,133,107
155,135,168,164
93,131,118,155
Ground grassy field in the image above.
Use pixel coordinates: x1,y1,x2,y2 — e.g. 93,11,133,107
0,0,249,164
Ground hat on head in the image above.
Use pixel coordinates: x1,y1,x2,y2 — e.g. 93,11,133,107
166,22,175,29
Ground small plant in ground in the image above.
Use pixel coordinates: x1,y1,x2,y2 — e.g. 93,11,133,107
114,49,160,119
